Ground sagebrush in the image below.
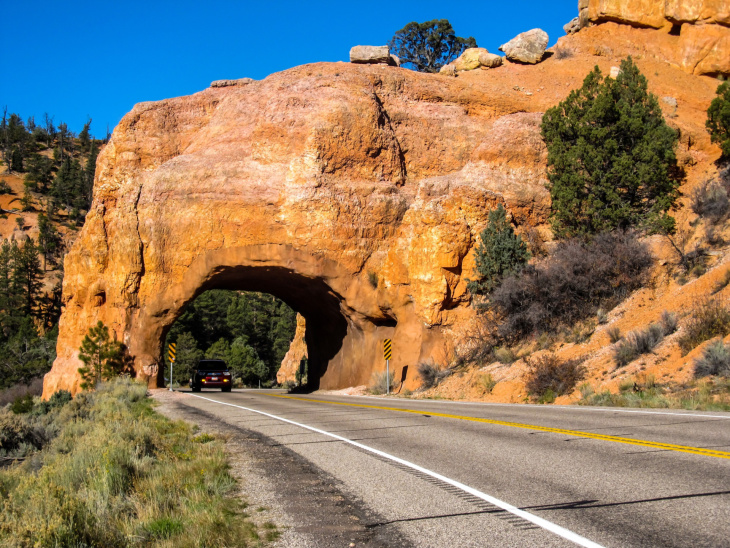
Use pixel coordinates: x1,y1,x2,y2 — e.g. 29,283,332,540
678,299,730,354
0,378,265,547
694,339,730,378
417,360,451,390
491,231,651,341
524,354,586,401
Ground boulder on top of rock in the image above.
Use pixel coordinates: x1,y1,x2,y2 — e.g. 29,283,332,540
564,16,581,34
499,29,549,64
439,63,457,76
211,78,254,88
350,45,394,65
453,48,489,71
445,48,504,73
479,52,504,68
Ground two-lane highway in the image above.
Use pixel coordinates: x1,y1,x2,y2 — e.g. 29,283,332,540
171,389,730,547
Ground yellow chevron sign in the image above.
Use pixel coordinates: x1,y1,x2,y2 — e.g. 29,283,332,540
383,339,392,361
168,342,176,362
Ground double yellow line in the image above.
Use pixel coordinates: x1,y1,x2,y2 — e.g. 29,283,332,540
269,394,730,460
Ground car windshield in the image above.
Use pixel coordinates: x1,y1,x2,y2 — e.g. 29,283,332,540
197,361,228,371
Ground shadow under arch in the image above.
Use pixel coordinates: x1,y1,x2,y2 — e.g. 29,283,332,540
160,264,348,390
136,244,396,391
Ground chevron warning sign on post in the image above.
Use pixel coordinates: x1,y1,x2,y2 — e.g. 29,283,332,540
383,339,392,361
168,343,176,363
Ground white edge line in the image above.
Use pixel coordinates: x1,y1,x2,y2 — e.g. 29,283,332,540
191,394,605,548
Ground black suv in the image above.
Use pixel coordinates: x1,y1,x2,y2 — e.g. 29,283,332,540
190,359,232,392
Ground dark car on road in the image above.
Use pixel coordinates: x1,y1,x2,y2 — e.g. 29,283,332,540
190,359,232,392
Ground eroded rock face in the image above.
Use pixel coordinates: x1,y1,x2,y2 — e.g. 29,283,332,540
587,0,729,27
42,62,552,396
277,314,308,385
584,0,730,76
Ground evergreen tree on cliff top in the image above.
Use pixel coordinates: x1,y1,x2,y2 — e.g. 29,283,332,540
389,19,476,73
541,57,681,238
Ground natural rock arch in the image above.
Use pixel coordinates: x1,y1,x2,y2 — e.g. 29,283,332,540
144,245,399,390
42,62,552,396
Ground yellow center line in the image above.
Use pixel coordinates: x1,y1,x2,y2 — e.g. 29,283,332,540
266,394,730,460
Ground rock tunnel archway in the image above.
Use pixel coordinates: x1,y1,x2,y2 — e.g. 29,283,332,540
160,266,349,391
41,62,552,397
150,246,395,391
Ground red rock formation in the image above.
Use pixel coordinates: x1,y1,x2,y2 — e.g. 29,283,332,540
582,0,730,76
43,60,553,397
42,0,725,397
277,314,308,385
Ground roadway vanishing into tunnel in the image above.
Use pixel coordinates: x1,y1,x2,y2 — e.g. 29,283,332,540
169,390,730,547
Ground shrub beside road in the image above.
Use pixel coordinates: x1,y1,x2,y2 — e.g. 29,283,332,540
0,378,272,547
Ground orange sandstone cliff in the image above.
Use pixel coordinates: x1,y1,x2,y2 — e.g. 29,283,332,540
43,1,726,396
43,61,553,396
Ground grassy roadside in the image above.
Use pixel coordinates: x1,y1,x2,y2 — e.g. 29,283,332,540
0,378,273,547
578,376,730,411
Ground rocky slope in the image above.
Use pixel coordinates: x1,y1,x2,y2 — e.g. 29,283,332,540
43,1,726,397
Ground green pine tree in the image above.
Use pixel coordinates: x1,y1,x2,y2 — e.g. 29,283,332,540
0,240,16,338
389,19,477,73
467,204,530,298
11,239,43,320
541,57,681,238
78,118,92,152
77,321,124,390
38,213,63,268
707,81,730,159
83,140,99,205
20,183,33,212
205,338,231,360
228,336,266,385
172,331,203,385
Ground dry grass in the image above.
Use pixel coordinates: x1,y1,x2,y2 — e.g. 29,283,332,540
477,373,497,394
369,369,395,395
677,298,730,354
0,378,268,547
579,376,730,411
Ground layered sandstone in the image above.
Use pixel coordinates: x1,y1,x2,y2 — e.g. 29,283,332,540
582,0,730,76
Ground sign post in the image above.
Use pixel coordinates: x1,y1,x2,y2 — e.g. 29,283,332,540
383,339,392,395
168,343,176,391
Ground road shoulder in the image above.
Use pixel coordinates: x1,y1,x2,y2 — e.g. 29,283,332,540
150,389,408,548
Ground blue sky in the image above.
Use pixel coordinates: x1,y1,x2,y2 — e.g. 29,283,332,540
2,1,577,137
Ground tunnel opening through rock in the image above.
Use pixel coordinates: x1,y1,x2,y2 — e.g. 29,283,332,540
158,266,349,390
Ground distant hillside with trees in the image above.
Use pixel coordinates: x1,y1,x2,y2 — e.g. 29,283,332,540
0,110,106,392
165,290,297,388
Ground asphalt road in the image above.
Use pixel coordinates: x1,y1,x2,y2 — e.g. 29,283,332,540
171,389,730,548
